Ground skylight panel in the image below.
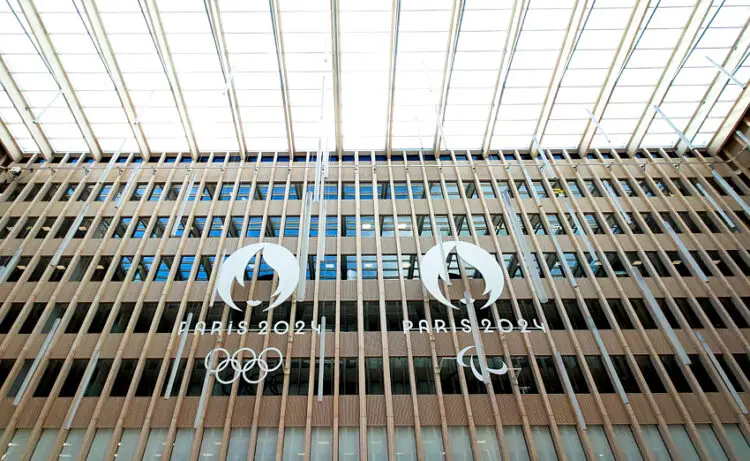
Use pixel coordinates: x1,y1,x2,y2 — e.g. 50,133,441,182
0,2,90,152
157,0,238,152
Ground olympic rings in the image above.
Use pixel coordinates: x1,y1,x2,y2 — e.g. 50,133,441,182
204,347,283,384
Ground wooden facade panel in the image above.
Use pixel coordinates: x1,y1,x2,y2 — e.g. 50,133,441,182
392,395,415,425
442,396,469,426
338,396,359,427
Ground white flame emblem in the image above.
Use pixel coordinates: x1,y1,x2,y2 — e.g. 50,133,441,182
421,241,504,310
216,243,299,312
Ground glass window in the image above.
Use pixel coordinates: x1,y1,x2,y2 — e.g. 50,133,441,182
246,217,263,237
218,184,234,201
236,182,251,201
310,216,338,237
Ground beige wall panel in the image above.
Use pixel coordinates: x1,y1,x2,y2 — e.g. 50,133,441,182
407,332,430,356
230,397,256,426
176,398,199,427
341,333,358,357
338,396,360,426
386,333,407,356
123,334,148,357
362,282,379,301
282,396,308,426
365,395,387,425
122,397,152,427
402,280,423,300
42,398,72,427
203,398,229,427
706,394,743,422
416,396,442,425
442,395,469,425
434,334,456,357
653,394,701,424
364,332,383,357
15,400,46,427
392,395,415,425
311,398,334,426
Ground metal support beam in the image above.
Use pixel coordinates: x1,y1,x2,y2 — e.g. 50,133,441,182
481,0,526,156
140,0,200,159
329,0,343,156
268,0,296,155
529,0,590,155
80,0,151,161
431,0,465,154
0,56,53,160
384,0,402,156
654,105,693,150
204,0,247,156
578,0,650,155
17,0,102,159
0,115,21,161
626,0,713,154
709,87,750,154
680,19,750,154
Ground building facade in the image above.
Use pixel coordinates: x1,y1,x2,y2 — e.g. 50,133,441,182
0,145,749,461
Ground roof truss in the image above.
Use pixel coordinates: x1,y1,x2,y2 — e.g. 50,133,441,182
329,0,343,156
0,113,20,162
529,0,589,156
626,0,714,155
18,0,102,159
0,55,53,160
431,0,465,154
708,79,750,154
268,0,295,155
481,0,527,157
384,0,402,157
681,18,750,154
80,0,151,161
140,0,200,160
204,0,246,156
577,0,651,155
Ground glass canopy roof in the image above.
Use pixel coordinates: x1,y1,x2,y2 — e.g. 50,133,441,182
0,0,748,158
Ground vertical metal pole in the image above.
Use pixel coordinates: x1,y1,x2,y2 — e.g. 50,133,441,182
695,332,747,414
114,162,143,209
13,318,61,406
711,170,750,217
317,316,326,402
630,267,690,365
64,350,100,429
693,182,736,230
553,351,586,429
0,247,24,284
501,191,548,302
297,193,313,301
165,313,193,398
172,171,196,237
653,105,693,150
585,107,612,144
662,221,708,282
705,56,745,88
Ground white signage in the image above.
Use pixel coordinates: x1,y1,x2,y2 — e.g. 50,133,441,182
204,347,283,384
420,241,504,310
216,242,299,312
457,345,508,381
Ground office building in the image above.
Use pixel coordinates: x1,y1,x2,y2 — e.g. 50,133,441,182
1,0,750,460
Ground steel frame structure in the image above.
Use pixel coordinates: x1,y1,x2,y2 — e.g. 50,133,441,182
0,0,748,159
